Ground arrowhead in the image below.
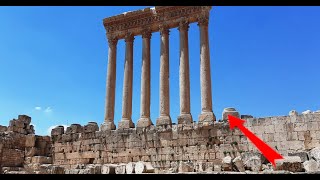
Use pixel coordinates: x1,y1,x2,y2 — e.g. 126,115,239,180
228,115,246,130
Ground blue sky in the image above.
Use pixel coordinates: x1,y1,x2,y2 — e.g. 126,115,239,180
0,6,319,135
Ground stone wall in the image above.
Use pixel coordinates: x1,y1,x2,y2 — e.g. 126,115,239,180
0,115,52,174
1,112,319,173
50,111,320,172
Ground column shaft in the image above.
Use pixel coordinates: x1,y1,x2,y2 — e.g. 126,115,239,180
198,16,216,122
119,33,135,128
102,36,117,130
178,20,193,124
137,30,152,127
156,25,172,126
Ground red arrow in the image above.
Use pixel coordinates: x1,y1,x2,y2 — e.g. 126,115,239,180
228,115,283,167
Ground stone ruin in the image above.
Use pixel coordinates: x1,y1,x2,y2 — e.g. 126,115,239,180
1,109,320,174
1,6,319,174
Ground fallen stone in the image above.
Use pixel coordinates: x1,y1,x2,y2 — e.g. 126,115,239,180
233,156,245,172
178,161,194,173
309,147,320,162
288,151,309,162
275,156,303,172
222,156,232,171
244,155,261,172
303,159,319,172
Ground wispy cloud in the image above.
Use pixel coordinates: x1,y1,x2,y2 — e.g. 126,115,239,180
34,106,42,111
44,107,53,113
47,124,67,135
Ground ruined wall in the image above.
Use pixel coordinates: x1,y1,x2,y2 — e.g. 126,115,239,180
50,112,320,171
0,115,52,174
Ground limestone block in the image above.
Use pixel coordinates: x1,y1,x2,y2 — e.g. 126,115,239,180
289,110,298,116
244,155,261,172
178,161,194,173
66,124,83,134
288,151,309,162
303,159,319,172
31,156,52,164
222,156,232,171
0,125,7,132
232,156,245,172
101,164,116,174
18,115,31,125
25,134,36,147
275,156,303,172
309,147,320,162
222,107,240,121
25,147,37,157
51,126,65,136
83,122,99,133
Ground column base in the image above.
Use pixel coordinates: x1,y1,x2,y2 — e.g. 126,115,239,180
156,116,172,126
136,117,153,128
198,112,216,127
100,121,116,131
118,119,135,129
177,113,193,124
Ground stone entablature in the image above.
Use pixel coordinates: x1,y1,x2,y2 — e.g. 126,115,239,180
103,6,211,39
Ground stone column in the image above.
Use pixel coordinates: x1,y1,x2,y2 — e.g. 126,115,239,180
198,15,216,123
137,29,153,128
101,35,118,131
156,24,172,126
118,32,135,129
177,19,193,124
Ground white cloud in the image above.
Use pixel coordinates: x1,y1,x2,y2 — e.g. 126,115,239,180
47,124,67,135
44,107,53,113
35,106,42,110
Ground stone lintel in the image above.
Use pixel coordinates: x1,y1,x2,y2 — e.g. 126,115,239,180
103,6,212,39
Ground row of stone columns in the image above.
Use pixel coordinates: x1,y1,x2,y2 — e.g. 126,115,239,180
103,17,215,130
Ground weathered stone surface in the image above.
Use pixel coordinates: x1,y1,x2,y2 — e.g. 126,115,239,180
288,151,309,162
51,126,64,136
25,134,36,147
222,156,232,171
303,159,319,172
0,125,7,132
244,156,261,172
222,107,240,121
83,122,99,133
18,115,31,125
275,156,303,172
289,110,298,116
178,161,194,173
309,147,320,162
66,124,83,134
233,156,245,172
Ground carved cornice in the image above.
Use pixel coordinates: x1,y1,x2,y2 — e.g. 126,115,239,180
103,6,212,39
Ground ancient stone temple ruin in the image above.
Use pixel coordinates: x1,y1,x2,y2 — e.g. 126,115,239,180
102,6,215,131
0,6,320,174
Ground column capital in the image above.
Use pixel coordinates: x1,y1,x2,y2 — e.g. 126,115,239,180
107,35,118,47
197,15,209,27
178,18,189,31
125,32,135,43
159,24,170,36
142,28,152,39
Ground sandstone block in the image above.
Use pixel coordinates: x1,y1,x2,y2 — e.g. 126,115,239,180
25,134,36,147
66,124,83,134
18,115,31,125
